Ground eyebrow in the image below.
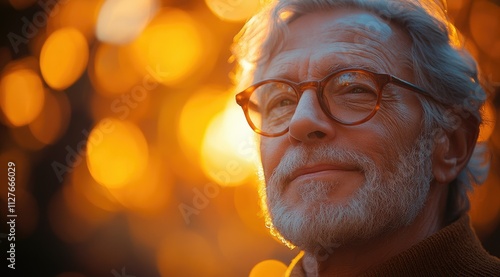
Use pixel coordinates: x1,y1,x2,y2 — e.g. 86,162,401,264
325,63,381,75
266,63,383,82
261,48,390,82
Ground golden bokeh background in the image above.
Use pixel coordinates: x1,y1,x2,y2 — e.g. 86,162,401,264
0,0,498,276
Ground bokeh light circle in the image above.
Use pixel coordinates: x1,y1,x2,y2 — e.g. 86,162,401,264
89,43,143,96
129,8,205,85
86,118,149,188
200,96,259,187
40,27,89,90
0,68,45,126
205,0,262,22
249,259,287,277
178,87,228,163
96,0,158,44
105,152,173,215
46,0,103,41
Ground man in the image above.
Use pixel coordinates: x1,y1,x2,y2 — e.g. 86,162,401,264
233,0,500,276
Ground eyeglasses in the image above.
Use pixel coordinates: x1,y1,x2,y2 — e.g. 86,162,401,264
235,68,435,137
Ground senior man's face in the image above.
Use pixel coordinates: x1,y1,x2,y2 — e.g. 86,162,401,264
259,9,435,251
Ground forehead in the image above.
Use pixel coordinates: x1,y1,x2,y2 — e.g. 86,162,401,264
288,10,393,47
259,8,412,80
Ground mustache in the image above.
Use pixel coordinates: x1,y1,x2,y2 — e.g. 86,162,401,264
268,144,378,187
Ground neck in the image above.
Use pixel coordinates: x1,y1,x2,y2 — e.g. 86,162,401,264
302,184,448,277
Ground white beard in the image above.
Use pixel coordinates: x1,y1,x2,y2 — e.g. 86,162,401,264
264,131,434,253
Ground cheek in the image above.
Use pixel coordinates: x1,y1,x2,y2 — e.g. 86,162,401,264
383,101,423,146
369,99,424,165
260,137,287,179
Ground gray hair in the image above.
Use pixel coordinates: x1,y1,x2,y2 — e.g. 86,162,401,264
232,0,490,221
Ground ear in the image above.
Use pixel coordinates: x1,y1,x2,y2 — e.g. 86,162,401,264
432,122,479,184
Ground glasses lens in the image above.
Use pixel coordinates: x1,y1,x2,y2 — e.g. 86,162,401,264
322,71,379,124
247,81,297,135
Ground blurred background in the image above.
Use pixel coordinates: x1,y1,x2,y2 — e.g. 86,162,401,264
0,0,499,276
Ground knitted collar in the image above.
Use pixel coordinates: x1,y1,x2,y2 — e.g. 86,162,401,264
286,215,500,276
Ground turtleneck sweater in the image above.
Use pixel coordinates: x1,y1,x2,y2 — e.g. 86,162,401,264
286,215,500,276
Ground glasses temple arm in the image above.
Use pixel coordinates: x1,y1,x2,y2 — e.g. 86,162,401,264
390,76,447,106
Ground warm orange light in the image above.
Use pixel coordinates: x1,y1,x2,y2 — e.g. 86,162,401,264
46,0,103,41
89,43,143,96
0,68,45,126
105,151,172,215
217,219,276,270
178,86,228,163
86,118,149,188
40,27,89,90
29,90,70,145
128,8,204,85
157,89,208,183
234,182,269,235
447,0,465,12
156,230,219,276
478,101,495,142
64,174,115,227
470,1,500,60
205,0,262,22
8,0,37,10
71,160,121,213
127,203,182,250
96,0,158,44
469,175,500,238
249,259,288,277
464,40,480,62
200,95,259,187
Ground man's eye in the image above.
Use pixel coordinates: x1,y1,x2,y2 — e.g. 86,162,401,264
332,84,376,97
267,95,297,112
349,87,373,94
278,98,295,107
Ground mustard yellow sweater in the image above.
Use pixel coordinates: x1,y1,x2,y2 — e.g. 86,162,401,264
286,216,500,276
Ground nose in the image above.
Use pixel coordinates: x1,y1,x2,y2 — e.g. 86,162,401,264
288,89,336,143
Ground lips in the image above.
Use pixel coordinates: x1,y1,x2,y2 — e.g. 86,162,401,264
289,163,360,183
